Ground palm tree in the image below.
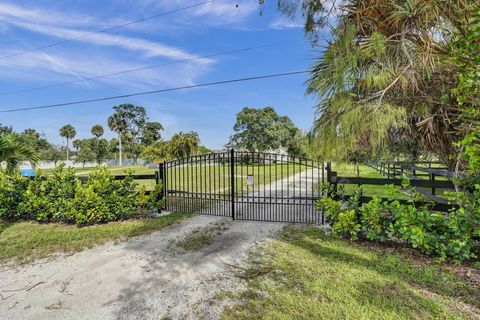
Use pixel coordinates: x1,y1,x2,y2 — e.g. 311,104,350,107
0,133,39,173
59,124,76,160
91,124,104,138
108,113,127,166
72,139,82,151
170,131,200,158
23,128,40,139
287,0,476,166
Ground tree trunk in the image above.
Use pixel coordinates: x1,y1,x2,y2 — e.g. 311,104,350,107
118,134,122,166
66,138,69,161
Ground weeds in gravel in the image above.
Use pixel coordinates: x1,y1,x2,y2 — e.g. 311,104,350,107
173,220,231,251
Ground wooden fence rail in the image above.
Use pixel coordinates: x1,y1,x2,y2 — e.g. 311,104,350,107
326,162,458,212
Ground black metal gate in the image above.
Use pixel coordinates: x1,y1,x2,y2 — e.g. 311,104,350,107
160,150,325,224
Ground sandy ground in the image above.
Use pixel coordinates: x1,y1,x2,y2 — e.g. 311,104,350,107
0,215,285,320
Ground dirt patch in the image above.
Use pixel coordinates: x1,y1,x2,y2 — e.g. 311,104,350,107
0,215,285,320
171,220,231,253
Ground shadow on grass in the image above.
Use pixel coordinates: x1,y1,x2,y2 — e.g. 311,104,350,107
282,226,480,309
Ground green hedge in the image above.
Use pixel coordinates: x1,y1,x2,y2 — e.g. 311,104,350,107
0,166,163,225
318,184,480,262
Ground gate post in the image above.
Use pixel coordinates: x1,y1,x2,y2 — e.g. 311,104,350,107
230,149,235,220
158,162,166,211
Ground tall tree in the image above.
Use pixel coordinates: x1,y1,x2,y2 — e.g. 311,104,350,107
75,140,95,167
140,141,172,163
72,139,82,151
20,129,51,156
169,132,200,158
0,123,12,135
42,145,63,166
141,121,164,145
59,124,76,161
22,128,40,139
91,124,104,138
268,0,479,167
108,104,146,166
90,125,107,165
232,106,303,155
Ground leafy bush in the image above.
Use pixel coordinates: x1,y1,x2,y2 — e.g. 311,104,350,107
318,184,479,262
0,172,30,221
19,166,77,222
0,166,164,225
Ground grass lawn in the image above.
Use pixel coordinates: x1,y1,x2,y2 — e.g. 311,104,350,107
223,226,480,320
0,213,187,264
167,163,308,195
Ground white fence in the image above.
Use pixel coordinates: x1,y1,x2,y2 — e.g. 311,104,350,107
15,159,147,170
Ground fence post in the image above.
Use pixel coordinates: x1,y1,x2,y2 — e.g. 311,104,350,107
230,149,235,220
431,172,436,196
325,163,337,196
326,162,331,196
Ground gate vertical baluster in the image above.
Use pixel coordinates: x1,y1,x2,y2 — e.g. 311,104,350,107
230,149,235,220
275,154,278,222
257,152,261,221
159,162,165,211
269,154,272,222
287,155,289,223
208,154,211,212
223,153,226,216
204,153,207,213
186,156,190,213
213,153,216,216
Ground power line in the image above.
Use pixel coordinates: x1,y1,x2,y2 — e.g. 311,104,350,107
0,70,308,113
0,39,303,96
0,0,215,60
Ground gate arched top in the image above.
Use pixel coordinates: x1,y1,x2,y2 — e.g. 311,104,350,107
163,150,323,169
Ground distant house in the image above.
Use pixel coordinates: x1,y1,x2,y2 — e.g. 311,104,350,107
220,140,289,158
268,147,288,156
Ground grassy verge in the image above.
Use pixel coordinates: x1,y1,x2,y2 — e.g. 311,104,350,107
0,213,188,264
223,226,480,320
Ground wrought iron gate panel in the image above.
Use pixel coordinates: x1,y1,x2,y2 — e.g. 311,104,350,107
163,152,232,217
162,150,324,224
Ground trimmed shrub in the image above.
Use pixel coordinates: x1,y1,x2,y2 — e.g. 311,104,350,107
0,165,164,225
0,171,30,221
318,184,479,262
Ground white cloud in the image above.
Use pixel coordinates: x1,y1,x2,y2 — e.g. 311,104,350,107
0,3,101,28
193,1,257,22
145,0,258,26
0,2,215,90
0,4,210,61
269,17,303,30
0,49,211,90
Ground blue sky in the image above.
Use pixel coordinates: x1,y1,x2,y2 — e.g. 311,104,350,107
0,0,327,149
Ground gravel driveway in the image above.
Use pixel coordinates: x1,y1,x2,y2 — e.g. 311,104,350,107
0,215,285,320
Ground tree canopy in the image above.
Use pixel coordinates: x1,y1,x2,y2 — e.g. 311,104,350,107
270,0,480,168
91,125,104,138
141,121,164,146
232,106,304,156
